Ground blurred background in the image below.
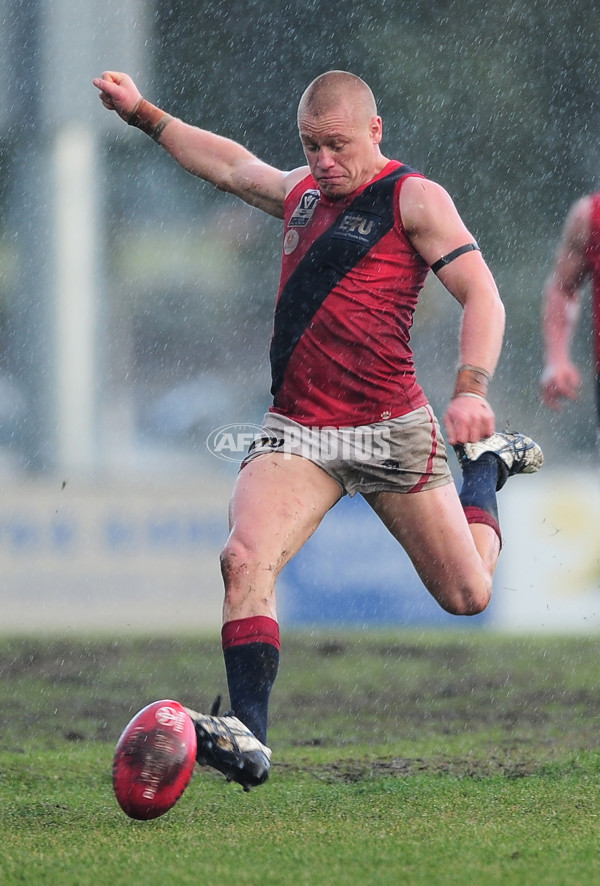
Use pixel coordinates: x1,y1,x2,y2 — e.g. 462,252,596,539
0,0,598,634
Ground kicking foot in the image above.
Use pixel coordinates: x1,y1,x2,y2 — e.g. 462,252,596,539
455,430,544,490
184,706,271,791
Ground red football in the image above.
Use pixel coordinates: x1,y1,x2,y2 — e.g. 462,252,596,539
113,699,197,820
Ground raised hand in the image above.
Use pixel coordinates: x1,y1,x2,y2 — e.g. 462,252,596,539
92,71,142,121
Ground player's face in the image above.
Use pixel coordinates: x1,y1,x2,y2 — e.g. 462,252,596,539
298,102,383,198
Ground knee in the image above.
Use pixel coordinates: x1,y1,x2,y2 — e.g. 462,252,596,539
220,537,279,619
219,536,279,594
439,578,492,617
220,537,253,588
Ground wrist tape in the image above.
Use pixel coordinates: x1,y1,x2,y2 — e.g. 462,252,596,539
453,364,491,400
127,99,173,141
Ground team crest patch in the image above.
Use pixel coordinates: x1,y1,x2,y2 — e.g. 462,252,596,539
289,189,320,227
283,229,300,254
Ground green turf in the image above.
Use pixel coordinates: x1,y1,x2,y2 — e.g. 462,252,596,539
0,631,599,885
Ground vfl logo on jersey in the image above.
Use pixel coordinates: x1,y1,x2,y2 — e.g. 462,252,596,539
289,189,320,227
332,211,381,246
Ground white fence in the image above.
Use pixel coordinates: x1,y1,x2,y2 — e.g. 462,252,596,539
0,468,598,634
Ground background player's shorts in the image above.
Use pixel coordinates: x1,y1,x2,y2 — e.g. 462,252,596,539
242,406,453,496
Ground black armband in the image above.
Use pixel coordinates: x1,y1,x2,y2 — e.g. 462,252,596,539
430,242,480,274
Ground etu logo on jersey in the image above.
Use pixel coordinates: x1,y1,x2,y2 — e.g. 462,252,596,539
332,211,380,246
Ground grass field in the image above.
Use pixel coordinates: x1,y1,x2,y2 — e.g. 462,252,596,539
1,630,599,885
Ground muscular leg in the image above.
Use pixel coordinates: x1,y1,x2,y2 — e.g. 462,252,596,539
363,482,499,616
221,452,343,620
219,452,342,742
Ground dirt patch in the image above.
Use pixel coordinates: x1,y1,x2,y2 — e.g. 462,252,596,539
2,634,600,779
277,755,545,783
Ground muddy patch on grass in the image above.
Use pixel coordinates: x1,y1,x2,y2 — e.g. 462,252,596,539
2,634,600,772
286,755,546,783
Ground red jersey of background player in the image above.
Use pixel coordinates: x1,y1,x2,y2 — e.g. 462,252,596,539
269,160,432,428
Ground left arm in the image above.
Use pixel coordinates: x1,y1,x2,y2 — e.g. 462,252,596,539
400,177,505,445
540,196,589,409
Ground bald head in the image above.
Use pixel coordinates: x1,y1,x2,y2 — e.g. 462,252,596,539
296,70,386,198
297,71,378,127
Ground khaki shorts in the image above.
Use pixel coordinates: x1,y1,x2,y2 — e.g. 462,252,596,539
242,407,453,496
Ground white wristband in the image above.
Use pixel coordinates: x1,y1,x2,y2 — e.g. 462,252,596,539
454,392,488,402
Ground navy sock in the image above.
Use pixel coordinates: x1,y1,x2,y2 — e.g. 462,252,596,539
458,452,501,522
222,617,280,745
223,643,279,745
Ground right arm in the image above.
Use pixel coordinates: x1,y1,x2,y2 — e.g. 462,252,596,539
400,176,504,445
540,197,590,409
160,119,287,217
92,71,305,219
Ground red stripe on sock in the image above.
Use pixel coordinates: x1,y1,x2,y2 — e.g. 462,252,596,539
221,616,281,651
463,505,502,547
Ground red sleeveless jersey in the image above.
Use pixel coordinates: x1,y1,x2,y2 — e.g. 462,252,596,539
269,160,430,427
585,193,600,374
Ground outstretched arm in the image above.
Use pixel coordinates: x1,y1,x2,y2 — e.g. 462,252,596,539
400,176,505,445
540,197,589,409
92,71,292,218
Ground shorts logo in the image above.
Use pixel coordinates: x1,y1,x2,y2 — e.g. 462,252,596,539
248,436,285,454
332,211,381,246
289,189,320,227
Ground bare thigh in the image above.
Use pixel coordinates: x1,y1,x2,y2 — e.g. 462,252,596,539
363,483,492,615
222,452,343,620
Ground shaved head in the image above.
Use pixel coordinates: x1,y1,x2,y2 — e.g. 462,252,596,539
296,70,387,198
297,71,378,127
